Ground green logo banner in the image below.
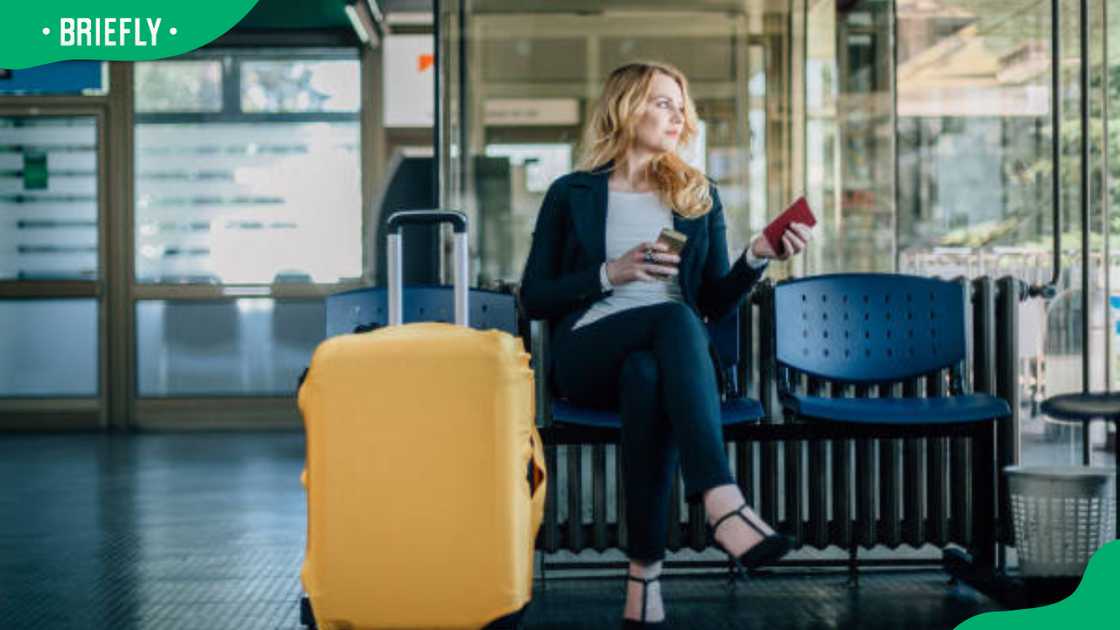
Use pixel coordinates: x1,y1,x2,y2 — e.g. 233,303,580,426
0,1,261,69
956,540,1120,629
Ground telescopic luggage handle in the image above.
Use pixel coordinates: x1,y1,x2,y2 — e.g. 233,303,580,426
385,210,470,327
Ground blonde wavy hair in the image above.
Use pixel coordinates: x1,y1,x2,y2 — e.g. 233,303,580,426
576,61,712,218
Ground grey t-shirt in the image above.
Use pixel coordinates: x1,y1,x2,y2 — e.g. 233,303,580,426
572,190,684,330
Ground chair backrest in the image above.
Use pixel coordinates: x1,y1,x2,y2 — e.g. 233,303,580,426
774,273,966,384
325,285,518,337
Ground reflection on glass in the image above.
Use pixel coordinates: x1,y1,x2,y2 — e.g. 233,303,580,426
884,0,1108,467
895,0,1053,262
804,1,836,274
436,1,1115,468
0,116,98,280
134,54,362,284
0,299,98,397
484,144,572,194
134,122,361,284
836,2,894,272
1110,5,1120,406
135,299,324,396
241,60,361,113
479,144,572,285
747,48,767,235
135,61,222,113
443,6,771,287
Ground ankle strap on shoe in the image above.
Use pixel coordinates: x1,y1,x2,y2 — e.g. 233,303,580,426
627,574,660,623
711,502,768,539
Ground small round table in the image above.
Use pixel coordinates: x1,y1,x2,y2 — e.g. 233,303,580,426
1039,392,1120,537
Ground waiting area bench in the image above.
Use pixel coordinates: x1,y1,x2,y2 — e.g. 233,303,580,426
527,273,1017,593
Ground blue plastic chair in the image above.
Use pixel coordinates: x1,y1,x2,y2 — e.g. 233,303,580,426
536,308,764,431
773,273,1010,427
324,285,519,337
770,274,1012,587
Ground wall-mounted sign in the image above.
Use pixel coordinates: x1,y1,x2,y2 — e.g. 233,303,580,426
23,151,48,191
483,99,580,126
383,35,434,128
0,61,104,94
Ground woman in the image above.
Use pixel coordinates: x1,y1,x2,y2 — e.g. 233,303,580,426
519,61,813,628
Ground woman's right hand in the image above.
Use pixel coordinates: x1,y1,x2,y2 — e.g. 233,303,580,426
606,241,681,286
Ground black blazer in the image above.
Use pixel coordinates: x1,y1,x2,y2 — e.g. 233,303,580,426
519,166,766,395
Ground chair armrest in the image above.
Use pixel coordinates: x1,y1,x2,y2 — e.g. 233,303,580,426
530,320,554,428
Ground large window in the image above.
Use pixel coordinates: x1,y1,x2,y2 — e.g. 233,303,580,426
133,51,360,400
134,52,362,285
435,2,1120,566
894,0,1055,264
0,115,102,404
441,1,1116,471
437,5,788,289
805,0,896,273
804,0,1116,468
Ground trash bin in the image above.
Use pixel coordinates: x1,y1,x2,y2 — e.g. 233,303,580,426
1005,465,1116,577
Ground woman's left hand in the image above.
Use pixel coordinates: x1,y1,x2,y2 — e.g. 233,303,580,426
750,222,813,261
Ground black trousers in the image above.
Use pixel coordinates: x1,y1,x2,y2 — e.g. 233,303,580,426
552,302,734,562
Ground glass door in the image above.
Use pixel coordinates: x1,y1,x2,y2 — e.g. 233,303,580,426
0,109,107,428
128,51,364,428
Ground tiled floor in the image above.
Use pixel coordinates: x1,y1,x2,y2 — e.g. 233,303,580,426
0,433,1007,629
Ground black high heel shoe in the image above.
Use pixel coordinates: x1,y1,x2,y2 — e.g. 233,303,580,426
621,574,668,629
708,502,792,572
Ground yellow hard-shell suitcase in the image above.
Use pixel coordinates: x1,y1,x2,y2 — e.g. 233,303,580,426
298,211,547,629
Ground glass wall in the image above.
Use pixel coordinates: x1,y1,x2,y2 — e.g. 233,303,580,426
135,299,323,396
133,51,361,399
0,117,99,280
441,0,1115,469
438,1,794,289
805,0,1113,467
0,56,109,427
134,53,362,285
804,0,1112,466
0,114,103,405
0,299,98,396
805,0,896,273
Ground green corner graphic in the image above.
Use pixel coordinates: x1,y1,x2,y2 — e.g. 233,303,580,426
0,1,261,69
956,540,1120,629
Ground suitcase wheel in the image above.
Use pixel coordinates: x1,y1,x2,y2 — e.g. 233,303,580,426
299,595,316,629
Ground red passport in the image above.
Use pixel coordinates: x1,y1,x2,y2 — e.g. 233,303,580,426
763,196,817,255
